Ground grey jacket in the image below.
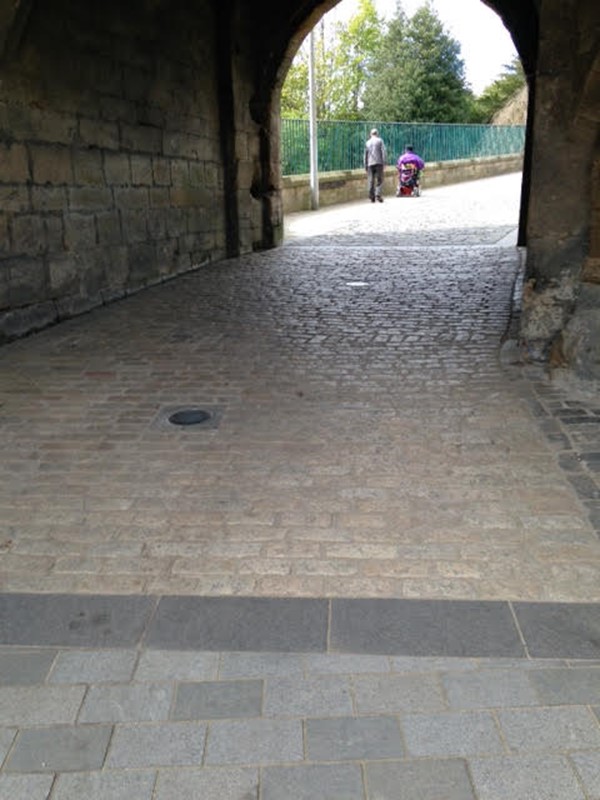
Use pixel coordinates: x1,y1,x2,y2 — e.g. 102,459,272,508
364,135,386,168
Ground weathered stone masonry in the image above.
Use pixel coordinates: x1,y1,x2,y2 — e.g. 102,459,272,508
0,0,599,383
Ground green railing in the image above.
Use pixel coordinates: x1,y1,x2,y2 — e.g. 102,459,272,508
281,119,525,176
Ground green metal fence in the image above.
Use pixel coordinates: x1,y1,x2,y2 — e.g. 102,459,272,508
280,119,525,176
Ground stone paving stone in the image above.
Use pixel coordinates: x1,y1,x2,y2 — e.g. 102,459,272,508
468,754,586,800
5,725,112,773
172,679,263,720
0,728,16,764
261,763,364,800
218,652,305,679
51,770,157,800
0,648,56,685
352,673,446,714
204,719,303,765
364,758,476,800
513,602,600,659
0,774,55,800
153,766,259,800
135,650,219,681
145,597,328,652
330,599,524,657
528,666,600,705
442,668,540,709
570,751,600,799
0,685,86,726
401,711,505,757
303,653,391,675
497,707,600,752
0,594,153,647
50,649,138,684
306,716,404,761
391,656,478,673
106,722,207,768
78,683,173,723
263,675,353,717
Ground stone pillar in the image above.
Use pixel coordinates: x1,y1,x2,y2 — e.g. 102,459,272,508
521,0,600,378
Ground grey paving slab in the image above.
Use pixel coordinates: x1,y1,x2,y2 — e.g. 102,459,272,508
352,673,446,714
497,707,600,752
570,751,600,799
50,650,138,684
442,668,540,709
0,774,54,800
513,603,600,659
262,764,364,800
391,656,478,673
306,716,404,761
51,770,157,800
106,722,207,768
364,758,476,800
172,679,263,720
145,597,328,652
529,666,600,705
468,754,586,800
0,594,154,648
303,653,391,675
134,650,219,681
0,685,86,726
263,675,353,717
218,652,305,679
204,719,303,765
330,599,524,657
5,725,112,773
78,683,173,723
153,766,259,800
401,711,505,757
0,728,16,766
0,649,56,685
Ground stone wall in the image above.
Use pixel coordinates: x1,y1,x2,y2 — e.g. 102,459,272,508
281,155,524,214
0,0,227,342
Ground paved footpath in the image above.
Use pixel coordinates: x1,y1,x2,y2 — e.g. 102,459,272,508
0,173,599,798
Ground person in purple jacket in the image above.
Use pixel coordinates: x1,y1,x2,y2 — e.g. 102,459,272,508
396,144,425,196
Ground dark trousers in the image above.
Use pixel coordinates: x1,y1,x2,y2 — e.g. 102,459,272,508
367,164,384,199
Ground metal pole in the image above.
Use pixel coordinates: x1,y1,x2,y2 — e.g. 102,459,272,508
308,28,319,210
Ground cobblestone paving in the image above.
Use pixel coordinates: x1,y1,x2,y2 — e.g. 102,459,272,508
1,173,599,600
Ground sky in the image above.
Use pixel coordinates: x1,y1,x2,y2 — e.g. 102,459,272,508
326,0,518,95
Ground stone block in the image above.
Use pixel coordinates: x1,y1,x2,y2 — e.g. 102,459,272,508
170,158,190,186
79,118,120,150
131,154,153,186
7,257,47,306
107,721,207,768
0,684,86,726
44,215,65,251
79,683,173,723
401,711,504,757
49,255,80,295
205,719,303,765
469,755,585,800
173,680,263,720
121,210,149,243
154,767,258,800
50,649,137,684
497,707,600,752
104,152,131,186
306,716,404,761
0,142,29,182
96,211,122,245
0,776,55,800
115,187,149,210
73,149,105,186
262,765,363,800
10,214,45,255
134,651,219,682
68,186,113,211
64,214,96,250
366,759,476,800
352,674,446,714
51,771,156,800
149,187,170,208
31,145,73,185
146,209,167,240
121,123,162,154
0,648,56,685
5,725,112,772
0,185,30,212
152,156,171,186
31,186,67,212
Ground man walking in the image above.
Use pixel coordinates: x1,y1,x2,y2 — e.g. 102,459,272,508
364,128,386,203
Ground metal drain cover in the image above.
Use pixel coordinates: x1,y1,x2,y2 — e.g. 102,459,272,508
168,408,212,426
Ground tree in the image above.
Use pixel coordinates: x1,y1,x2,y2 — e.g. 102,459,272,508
472,57,526,122
363,2,473,123
280,0,383,120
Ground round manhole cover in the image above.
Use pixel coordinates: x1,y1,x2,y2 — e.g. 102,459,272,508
168,408,212,426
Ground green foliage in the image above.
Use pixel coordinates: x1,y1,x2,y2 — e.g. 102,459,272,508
472,57,526,122
363,2,473,123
